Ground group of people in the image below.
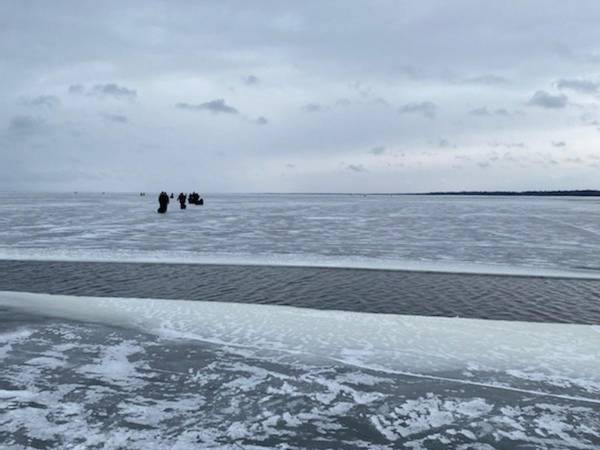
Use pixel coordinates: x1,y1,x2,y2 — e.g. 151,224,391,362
157,191,204,213
187,192,204,205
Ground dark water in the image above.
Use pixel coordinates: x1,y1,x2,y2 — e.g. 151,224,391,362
1,259,600,324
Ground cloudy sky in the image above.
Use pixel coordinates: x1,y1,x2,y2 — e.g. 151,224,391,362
2,1,600,192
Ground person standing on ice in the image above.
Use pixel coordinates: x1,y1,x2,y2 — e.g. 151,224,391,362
157,191,170,214
177,192,187,209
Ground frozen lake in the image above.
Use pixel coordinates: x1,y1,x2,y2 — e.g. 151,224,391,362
2,192,600,277
1,193,600,448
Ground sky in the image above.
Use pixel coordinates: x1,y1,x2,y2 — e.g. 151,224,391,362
2,1,600,193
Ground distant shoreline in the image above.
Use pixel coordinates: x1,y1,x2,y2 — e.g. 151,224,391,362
419,190,600,197
261,190,600,196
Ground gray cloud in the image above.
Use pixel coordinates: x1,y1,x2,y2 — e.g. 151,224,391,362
254,116,268,125
455,154,471,161
489,141,527,149
302,103,328,113
176,99,238,114
20,95,61,109
564,156,583,164
369,146,385,155
552,141,566,147
101,113,128,123
346,163,367,173
460,74,509,85
68,84,85,95
68,83,137,100
556,78,600,94
438,139,457,148
244,75,260,85
468,107,514,117
7,115,44,135
468,107,500,117
580,114,600,131
91,83,137,100
398,101,436,119
528,90,568,109
392,65,422,80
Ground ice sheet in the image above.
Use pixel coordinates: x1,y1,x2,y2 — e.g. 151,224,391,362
2,291,600,448
1,291,598,403
3,193,600,278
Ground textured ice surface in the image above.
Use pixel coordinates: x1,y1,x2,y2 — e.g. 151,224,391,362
3,193,600,278
1,291,599,398
1,292,599,449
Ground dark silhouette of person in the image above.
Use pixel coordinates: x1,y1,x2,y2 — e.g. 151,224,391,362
178,192,187,209
170,193,174,199
157,191,169,213
188,192,200,205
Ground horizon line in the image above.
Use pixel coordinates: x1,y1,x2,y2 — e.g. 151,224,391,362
1,189,600,196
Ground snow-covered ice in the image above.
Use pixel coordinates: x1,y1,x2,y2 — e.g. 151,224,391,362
2,193,600,278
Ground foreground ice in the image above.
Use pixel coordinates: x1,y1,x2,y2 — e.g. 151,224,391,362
1,291,599,389
1,291,599,449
